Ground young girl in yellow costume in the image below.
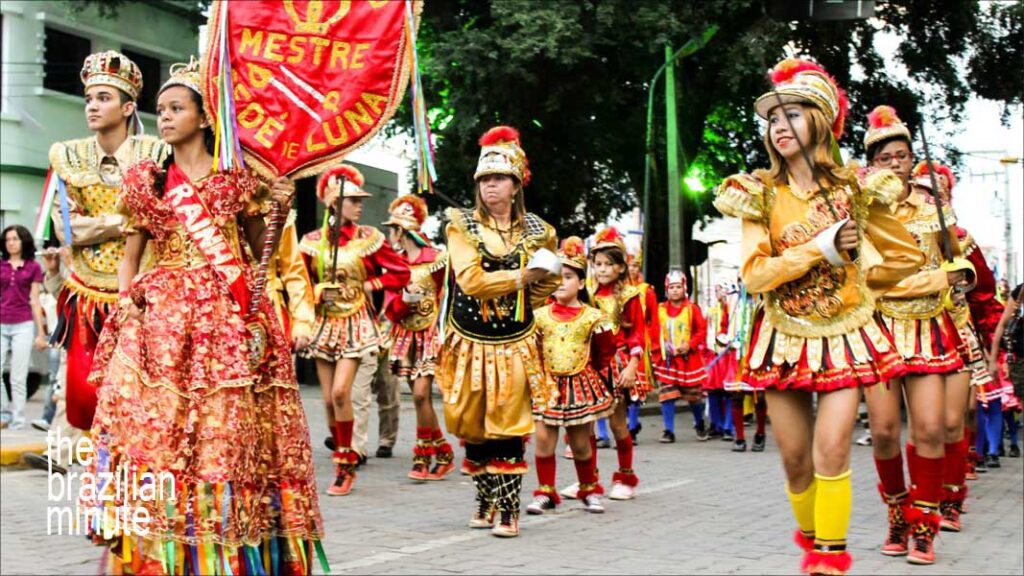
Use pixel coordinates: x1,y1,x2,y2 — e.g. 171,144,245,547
526,236,615,515
84,60,325,575
382,194,456,482
713,58,923,575
437,125,560,538
564,226,658,502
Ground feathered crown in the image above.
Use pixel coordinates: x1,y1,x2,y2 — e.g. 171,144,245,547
864,105,912,151
161,56,202,96
912,160,956,197
383,194,429,232
591,226,627,256
754,58,849,140
317,164,371,201
474,125,531,187
559,236,587,271
81,50,143,101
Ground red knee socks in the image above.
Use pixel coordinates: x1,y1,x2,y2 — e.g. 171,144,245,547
909,449,944,509
732,401,746,441
755,402,767,435
615,434,634,471
943,440,966,488
874,452,908,497
536,454,557,488
335,420,354,450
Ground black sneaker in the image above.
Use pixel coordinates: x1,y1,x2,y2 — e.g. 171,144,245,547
355,453,368,469
595,437,611,449
752,433,766,452
23,453,66,475
1009,444,1021,458
975,458,988,473
695,423,709,442
324,436,336,451
707,427,723,440
985,454,1001,469
722,430,735,441
660,430,676,444
376,445,393,458
998,444,1006,457
732,439,747,452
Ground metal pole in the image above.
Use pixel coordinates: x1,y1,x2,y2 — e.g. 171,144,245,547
1005,154,1016,283
665,44,683,270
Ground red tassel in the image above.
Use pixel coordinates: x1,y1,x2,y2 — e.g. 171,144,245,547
533,485,562,505
611,470,639,487
793,529,815,552
801,550,852,575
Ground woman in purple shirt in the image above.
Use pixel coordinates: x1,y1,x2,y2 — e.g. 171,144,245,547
1,225,47,429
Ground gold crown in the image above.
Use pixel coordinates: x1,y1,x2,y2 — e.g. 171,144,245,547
81,50,143,100
161,57,202,95
285,0,350,35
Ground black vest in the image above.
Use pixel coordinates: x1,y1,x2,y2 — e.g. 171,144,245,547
447,209,547,343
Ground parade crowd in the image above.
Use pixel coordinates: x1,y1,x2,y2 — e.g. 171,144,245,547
1,50,1022,576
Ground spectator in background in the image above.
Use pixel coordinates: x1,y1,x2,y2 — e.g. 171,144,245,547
1,225,48,430
31,245,68,431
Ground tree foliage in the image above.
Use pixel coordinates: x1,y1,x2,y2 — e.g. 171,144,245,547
402,0,1021,287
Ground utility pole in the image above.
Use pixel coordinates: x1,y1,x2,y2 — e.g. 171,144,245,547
664,44,683,271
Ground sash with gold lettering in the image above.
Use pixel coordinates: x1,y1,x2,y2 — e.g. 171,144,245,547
165,164,252,316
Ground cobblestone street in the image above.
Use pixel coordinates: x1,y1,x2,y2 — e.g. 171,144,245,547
2,386,1021,575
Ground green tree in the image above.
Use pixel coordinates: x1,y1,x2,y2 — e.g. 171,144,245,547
403,0,1021,288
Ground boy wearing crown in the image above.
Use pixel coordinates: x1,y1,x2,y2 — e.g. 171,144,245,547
654,270,709,443
48,51,168,431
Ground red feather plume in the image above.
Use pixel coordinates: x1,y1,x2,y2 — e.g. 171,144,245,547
913,161,957,193
560,236,585,259
317,164,365,199
868,105,901,129
479,125,521,147
770,58,849,139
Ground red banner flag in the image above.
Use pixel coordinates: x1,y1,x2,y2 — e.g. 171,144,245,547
202,0,420,180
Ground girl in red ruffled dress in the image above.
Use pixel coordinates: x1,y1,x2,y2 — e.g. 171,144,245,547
85,60,324,575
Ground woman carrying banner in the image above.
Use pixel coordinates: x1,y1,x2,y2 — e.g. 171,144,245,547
84,60,326,575
437,125,560,538
383,194,456,481
713,58,923,575
299,164,410,496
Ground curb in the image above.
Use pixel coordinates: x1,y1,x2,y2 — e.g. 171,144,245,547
0,442,47,466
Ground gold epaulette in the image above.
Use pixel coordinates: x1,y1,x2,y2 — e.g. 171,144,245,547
714,171,769,222
48,135,167,188
299,226,384,258
858,169,903,207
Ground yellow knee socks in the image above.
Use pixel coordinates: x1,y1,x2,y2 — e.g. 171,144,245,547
786,478,817,540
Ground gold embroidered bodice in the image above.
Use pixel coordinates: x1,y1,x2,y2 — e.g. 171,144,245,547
535,305,608,376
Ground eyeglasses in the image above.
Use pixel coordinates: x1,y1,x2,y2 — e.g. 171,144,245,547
874,151,912,165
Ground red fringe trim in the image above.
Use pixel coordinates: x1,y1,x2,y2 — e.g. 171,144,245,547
463,460,485,476
333,450,359,465
576,482,598,501
533,485,562,505
942,484,967,504
801,550,852,576
793,529,815,552
612,471,639,487
486,459,529,475
905,506,941,533
412,443,435,459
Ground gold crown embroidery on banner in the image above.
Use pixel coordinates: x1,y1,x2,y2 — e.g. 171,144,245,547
81,50,144,100
285,0,350,35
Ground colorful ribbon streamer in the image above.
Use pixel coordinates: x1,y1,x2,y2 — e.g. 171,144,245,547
405,0,437,194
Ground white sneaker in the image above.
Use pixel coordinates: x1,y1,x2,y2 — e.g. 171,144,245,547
559,482,580,500
526,494,556,515
608,482,636,500
582,494,605,513
31,418,50,432
855,432,872,446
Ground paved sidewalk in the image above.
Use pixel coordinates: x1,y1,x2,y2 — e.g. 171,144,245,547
2,385,1021,575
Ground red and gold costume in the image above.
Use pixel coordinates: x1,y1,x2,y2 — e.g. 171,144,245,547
654,283,709,401
299,165,409,481
437,126,560,537
49,51,168,430
382,194,454,479
266,210,316,342
298,178,409,363
715,60,924,576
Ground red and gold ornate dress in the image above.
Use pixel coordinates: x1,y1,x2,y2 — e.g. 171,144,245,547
386,245,446,379
591,282,659,402
877,190,965,375
714,170,923,392
533,302,616,426
85,161,324,574
654,299,708,402
298,223,409,361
